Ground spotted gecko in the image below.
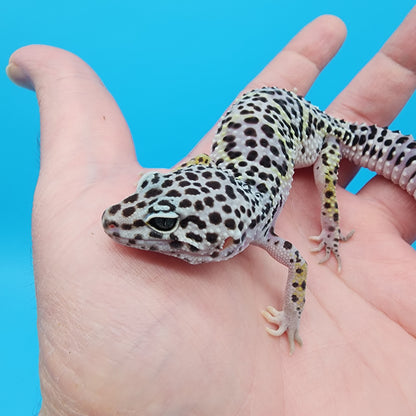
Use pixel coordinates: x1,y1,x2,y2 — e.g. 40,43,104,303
102,87,416,353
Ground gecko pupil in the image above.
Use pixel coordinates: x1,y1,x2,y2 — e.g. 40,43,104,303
148,217,178,232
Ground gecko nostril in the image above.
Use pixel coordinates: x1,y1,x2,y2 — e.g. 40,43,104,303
102,218,118,230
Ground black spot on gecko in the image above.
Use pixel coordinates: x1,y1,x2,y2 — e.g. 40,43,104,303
123,194,138,204
224,219,236,229
263,115,275,124
396,136,408,144
122,206,136,217
170,240,183,249
206,233,218,243
395,152,405,166
225,185,237,199
228,151,242,159
180,215,206,229
245,139,257,148
186,232,203,242
188,244,199,252
202,171,212,179
259,155,271,168
247,150,258,161
283,241,292,250
405,155,416,167
228,122,242,129
161,179,173,188
166,190,181,197
149,230,163,239
209,212,222,225
194,200,204,211
185,172,199,181
224,142,237,152
261,124,274,138
109,204,121,215
203,196,214,207
386,147,396,161
206,181,221,189
244,127,257,137
179,199,192,208
151,175,160,184
223,135,236,142
185,188,200,195
144,188,163,198
257,183,268,193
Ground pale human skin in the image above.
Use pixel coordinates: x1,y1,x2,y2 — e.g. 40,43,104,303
7,10,416,416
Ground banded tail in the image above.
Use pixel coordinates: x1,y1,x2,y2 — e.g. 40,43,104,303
339,123,416,198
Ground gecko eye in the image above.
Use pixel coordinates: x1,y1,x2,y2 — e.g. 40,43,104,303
145,213,179,233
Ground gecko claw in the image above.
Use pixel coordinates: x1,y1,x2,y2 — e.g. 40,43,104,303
317,250,331,264
309,229,354,272
309,239,325,252
340,230,355,241
261,306,302,354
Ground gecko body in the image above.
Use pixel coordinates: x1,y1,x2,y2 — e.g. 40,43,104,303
102,87,416,352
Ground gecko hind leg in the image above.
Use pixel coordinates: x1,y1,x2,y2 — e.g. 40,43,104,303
311,135,354,272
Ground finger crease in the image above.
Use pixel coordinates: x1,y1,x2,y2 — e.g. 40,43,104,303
379,49,416,80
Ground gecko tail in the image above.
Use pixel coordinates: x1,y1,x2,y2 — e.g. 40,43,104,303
339,123,416,198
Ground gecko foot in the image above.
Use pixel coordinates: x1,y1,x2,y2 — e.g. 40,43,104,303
261,306,302,354
309,229,354,272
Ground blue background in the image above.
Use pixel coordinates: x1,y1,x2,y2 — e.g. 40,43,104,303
1,0,415,413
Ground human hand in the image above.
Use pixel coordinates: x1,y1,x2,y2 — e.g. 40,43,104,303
7,9,416,416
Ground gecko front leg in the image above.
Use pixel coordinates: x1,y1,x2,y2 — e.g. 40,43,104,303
255,231,307,354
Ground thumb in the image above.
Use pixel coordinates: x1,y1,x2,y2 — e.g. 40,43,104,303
7,45,137,185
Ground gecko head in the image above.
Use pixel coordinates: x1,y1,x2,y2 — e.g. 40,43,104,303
102,167,258,263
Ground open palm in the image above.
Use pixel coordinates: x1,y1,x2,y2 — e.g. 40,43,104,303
8,10,416,416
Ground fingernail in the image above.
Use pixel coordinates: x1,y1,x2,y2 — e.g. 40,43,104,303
6,62,34,91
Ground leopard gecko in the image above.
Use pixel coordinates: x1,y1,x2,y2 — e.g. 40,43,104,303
102,87,416,353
